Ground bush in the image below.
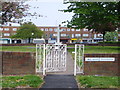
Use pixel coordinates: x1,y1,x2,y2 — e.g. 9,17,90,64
98,41,120,44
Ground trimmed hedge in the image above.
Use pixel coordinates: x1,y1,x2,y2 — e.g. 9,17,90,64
98,41,120,44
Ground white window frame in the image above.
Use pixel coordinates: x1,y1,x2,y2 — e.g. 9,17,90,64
45,28,48,31
49,28,53,31
4,28,9,31
4,33,10,36
67,29,70,31
75,34,81,37
54,28,57,31
71,29,74,31
76,29,80,31
53,34,57,36
62,29,66,31
40,28,44,31
61,34,66,37
83,34,89,37
84,28,88,31
13,28,17,31
72,34,74,38
0,28,3,31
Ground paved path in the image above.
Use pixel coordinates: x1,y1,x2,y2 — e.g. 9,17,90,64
40,74,78,89
40,53,79,89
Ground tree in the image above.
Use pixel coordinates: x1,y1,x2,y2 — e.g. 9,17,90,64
11,22,44,43
63,2,120,41
0,2,43,25
0,2,29,24
104,31,118,41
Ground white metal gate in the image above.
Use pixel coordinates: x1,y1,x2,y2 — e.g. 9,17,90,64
36,44,67,75
74,44,84,76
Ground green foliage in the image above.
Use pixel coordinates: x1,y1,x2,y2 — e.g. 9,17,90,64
11,22,44,40
98,41,120,44
76,75,119,88
104,31,118,41
0,2,29,24
1,75,43,88
64,2,120,40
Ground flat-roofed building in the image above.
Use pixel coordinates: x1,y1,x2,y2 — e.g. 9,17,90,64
0,26,107,44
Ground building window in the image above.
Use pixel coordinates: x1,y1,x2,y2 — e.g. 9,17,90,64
83,34,89,37
13,33,16,35
75,34,81,37
98,34,103,37
45,28,48,31
54,28,57,31
67,29,70,31
72,34,74,38
53,34,57,36
4,28,9,31
49,28,53,31
84,28,88,31
0,28,3,31
61,34,66,37
118,34,120,37
13,28,17,31
4,33,10,36
71,29,74,31
62,29,66,31
0,33,2,37
40,28,44,31
76,29,80,31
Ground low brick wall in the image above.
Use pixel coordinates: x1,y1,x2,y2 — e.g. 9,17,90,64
2,51,119,76
2,52,35,75
84,54,120,76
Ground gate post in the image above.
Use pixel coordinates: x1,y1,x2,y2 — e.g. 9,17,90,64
43,44,46,76
36,44,38,73
74,44,77,76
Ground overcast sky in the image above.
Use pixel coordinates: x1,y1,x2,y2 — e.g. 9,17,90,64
12,0,74,27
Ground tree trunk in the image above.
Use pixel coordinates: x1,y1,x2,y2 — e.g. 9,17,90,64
28,38,31,43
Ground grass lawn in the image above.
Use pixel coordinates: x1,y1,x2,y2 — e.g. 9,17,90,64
1,46,36,52
1,75,44,88
68,46,119,54
1,46,119,54
76,75,120,88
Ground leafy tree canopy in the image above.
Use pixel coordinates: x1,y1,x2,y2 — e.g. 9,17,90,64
0,1,43,25
11,22,44,42
63,2,120,36
104,31,118,41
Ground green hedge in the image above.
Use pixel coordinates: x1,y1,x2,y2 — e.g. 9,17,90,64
98,41,120,44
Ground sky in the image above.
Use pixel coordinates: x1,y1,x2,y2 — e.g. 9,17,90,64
12,0,74,27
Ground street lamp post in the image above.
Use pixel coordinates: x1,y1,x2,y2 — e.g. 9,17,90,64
31,33,34,43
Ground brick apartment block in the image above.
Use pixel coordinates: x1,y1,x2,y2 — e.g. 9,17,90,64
0,25,119,44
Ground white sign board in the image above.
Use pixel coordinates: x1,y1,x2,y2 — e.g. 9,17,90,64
85,57,115,61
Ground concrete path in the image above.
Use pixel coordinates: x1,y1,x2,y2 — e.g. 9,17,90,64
40,53,79,89
40,74,78,89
